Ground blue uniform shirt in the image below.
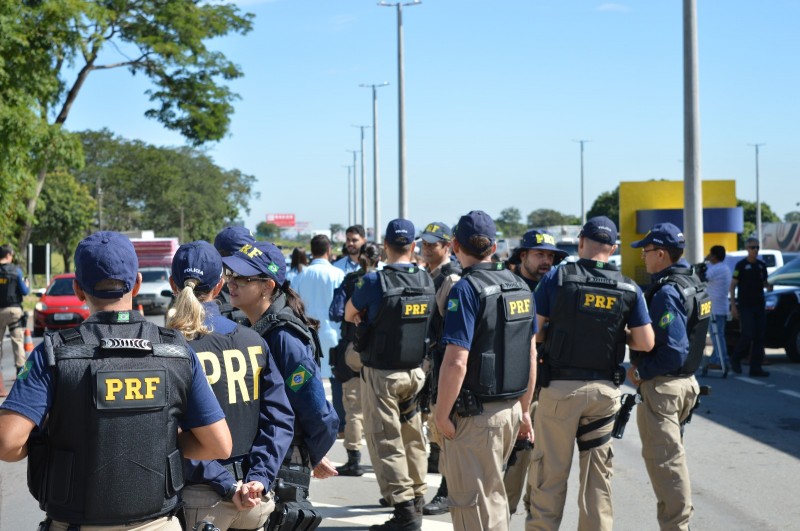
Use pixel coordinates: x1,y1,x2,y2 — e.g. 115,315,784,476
637,259,692,380
262,318,338,466
184,302,295,494
349,263,416,323
0,313,224,430
442,268,538,350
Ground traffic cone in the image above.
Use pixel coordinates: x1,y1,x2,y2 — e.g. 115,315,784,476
137,303,145,316
24,328,34,356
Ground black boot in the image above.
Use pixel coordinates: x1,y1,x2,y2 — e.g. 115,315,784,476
369,500,422,531
422,476,449,516
336,449,365,476
427,443,440,474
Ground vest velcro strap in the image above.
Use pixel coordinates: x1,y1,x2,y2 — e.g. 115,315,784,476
576,414,615,438
152,344,190,359
577,432,613,452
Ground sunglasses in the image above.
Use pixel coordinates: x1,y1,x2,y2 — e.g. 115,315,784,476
222,270,269,288
747,246,760,250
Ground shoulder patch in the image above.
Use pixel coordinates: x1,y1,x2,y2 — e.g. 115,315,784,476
286,364,311,392
447,298,459,312
355,277,365,289
659,310,675,329
17,360,32,380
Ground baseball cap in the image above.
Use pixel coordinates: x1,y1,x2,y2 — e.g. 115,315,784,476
631,222,686,249
453,210,496,255
171,241,223,292
419,222,453,244
221,241,286,285
74,231,138,299
385,219,415,247
580,216,618,245
518,229,568,259
214,226,255,256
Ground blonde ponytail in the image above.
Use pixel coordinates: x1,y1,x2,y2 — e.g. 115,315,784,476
166,279,211,340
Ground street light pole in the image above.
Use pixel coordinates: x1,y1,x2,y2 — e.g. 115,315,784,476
683,0,704,264
361,82,389,243
353,125,371,228
749,143,766,245
343,164,353,226
347,149,360,227
573,140,590,225
380,0,420,219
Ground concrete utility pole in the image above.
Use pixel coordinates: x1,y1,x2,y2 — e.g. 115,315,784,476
573,140,590,225
380,0,420,219
683,0,704,264
361,82,389,243
347,149,360,227
353,125,371,227
749,143,766,245
344,165,353,225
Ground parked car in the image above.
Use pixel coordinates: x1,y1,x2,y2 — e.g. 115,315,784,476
764,257,800,361
33,273,90,337
133,266,171,314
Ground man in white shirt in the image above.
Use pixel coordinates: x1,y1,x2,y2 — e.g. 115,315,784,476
701,245,732,377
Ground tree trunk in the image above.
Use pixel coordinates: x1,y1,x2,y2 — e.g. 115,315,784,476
18,165,50,261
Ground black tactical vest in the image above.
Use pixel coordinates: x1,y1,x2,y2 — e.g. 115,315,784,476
251,293,322,368
361,264,436,370
428,261,463,356
339,272,362,343
189,325,266,458
31,315,192,525
545,261,638,373
0,263,22,307
632,267,711,375
459,263,533,401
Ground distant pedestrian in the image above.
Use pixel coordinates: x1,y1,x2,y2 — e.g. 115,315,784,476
0,244,30,394
701,245,732,376
729,237,772,377
287,247,309,283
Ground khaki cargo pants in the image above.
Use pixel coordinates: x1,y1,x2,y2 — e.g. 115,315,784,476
503,398,538,514
342,342,364,452
0,306,25,369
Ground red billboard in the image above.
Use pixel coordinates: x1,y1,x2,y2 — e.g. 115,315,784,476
266,213,296,228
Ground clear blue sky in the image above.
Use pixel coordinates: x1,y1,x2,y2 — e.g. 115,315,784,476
64,0,800,236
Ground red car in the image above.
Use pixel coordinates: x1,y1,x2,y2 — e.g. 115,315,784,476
33,273,90,337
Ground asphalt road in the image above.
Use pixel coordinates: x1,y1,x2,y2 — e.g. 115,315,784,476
3,317,799,530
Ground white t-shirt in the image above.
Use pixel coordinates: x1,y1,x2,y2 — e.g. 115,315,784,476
705,261,732,316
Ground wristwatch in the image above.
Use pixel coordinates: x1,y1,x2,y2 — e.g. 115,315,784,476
222,483,238,501
634,369,641,381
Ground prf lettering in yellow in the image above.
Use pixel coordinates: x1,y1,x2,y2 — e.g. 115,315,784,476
104,376,160,401
583,293,617,310
403,303,429,316
507,299,531,316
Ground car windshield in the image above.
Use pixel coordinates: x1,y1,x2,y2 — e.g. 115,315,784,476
768,257,800,286
141,270,168,283
47,278,75,296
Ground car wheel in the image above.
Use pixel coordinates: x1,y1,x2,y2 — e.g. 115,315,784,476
33,326,44,338
786,322,800,362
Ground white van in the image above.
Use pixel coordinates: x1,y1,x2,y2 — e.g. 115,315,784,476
722,249,783,276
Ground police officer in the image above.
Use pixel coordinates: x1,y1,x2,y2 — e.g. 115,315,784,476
221,240,339,529
529,217,654,531
166,241,295,531
0,244,30,392
503,229,568,517
344,219,434,531
628,223,707,531
0,231,232,531
434,210,537,531
213,225,256,326
418,221,460,516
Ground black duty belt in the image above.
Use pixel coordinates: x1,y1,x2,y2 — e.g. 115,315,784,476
663,372,693,378
223,460,245,481
550,368,612,381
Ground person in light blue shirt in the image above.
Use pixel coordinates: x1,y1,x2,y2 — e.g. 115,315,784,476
332,225,366,274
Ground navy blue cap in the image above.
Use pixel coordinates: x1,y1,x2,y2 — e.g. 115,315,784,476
214,226,255,256
580,216,618,245
419,222,453,243
221,241,286,285
171,241,223,292
631,222,686,249
74,231,138,299
518,229,568,259
454,210,496,255
385,219,415,246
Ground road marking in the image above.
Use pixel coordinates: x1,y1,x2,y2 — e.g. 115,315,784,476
778,389,800,399
736,376,769,385
315,502,453,529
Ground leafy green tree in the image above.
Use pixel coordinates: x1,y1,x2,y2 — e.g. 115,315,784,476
587,186,620,229
73,129,256,242
495,207,525,237
1,1,253,252
256,222,283,241
31,171,96,272
785,211,800,223
527,209,581,228
737,199,781,248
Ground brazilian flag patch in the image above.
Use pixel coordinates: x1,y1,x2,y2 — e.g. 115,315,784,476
17,360,33,380
286,364,311,392
355,278,364,289
659,310,674,329
447,298,459,312
116,311,130,323
268,262,280,274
